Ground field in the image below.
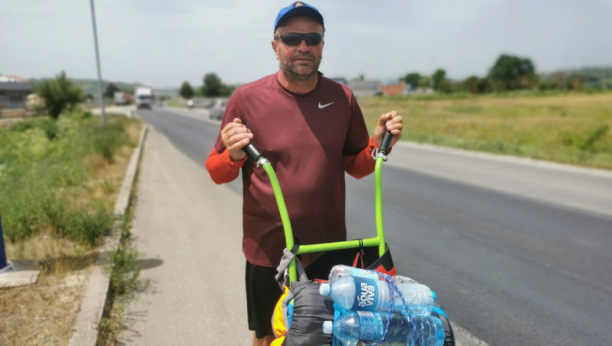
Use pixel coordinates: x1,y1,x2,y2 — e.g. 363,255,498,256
0,111,143,345
359,92,612,170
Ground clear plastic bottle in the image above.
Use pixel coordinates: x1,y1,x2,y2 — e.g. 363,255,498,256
328,265,421,286
391,282,434,316
328,265,382,284
319,276,434,316
320,276,390,312
322,311,445,346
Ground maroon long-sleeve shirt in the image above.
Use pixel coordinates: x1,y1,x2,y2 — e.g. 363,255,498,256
205,73,380,267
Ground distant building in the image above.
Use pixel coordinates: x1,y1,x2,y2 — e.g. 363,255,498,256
347,80,382,97
0,74,33,110
380,81,406,96
0,74,29,83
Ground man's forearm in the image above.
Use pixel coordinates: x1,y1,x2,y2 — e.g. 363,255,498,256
205,148,246,184
343,136,378,179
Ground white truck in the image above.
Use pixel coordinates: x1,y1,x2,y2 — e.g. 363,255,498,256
135,86,154,109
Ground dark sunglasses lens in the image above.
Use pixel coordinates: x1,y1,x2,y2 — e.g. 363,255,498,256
304,34,322,46
281,34,302,46
280,33,322,46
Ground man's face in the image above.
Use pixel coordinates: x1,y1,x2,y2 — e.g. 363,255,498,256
272,16,324,82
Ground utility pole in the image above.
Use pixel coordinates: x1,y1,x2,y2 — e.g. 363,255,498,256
89,0,106,124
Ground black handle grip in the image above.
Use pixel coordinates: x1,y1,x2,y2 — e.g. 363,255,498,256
243,143,264,162
380,131,393,154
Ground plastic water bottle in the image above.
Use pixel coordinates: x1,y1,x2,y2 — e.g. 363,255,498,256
320,275,391,312
328,265,420,285
328,265,382,283
392,275,418,285
322,311,445,346
319,276,434,316
391,282,434,316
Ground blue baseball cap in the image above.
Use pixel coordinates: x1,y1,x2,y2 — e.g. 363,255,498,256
274,2,324,33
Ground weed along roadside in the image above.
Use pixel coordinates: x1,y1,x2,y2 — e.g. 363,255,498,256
69,121,148,346
0,110,146,345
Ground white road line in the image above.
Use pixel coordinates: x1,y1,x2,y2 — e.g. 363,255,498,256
395,140,612,178
453,323,490,346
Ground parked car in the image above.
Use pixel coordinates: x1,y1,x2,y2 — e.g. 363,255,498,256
209,99,228,120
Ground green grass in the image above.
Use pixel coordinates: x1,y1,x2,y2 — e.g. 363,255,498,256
359,92,612,169
0,110,131,246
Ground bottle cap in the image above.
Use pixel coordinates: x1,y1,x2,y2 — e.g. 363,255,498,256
322,321,333,334
319,283,330,296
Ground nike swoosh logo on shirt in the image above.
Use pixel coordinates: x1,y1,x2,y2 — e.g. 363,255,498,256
318,102,335,109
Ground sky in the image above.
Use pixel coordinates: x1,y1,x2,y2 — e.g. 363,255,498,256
1,0,611,88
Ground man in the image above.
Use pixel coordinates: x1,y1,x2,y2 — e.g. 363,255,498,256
205,2,403,345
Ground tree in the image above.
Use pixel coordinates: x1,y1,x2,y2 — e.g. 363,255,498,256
104,83,120,98
418,76,431,89
488,54,537,91
35,71,83,120
179,81,194,99
403,73,421,89
201,73,224,97
463,76,490,94
431,69,448,92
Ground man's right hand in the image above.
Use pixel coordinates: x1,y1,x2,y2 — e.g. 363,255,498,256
221,118,253,161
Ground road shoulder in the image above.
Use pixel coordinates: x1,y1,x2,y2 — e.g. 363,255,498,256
117,127,251,345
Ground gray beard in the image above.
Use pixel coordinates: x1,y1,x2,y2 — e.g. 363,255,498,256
279,57,320,82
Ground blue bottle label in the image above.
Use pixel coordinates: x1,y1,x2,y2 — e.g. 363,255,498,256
357,311,382,341
353,277,378,311
351,267,380,280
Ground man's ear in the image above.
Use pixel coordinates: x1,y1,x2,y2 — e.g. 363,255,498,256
272,40,280,60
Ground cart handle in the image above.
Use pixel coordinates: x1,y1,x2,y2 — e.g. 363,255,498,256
379,130,393,155
243,143,264,163
243,130,392,282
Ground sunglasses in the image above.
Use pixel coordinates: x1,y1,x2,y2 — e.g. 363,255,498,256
274,32,323,46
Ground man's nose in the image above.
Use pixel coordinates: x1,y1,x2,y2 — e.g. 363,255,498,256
296,38,310,51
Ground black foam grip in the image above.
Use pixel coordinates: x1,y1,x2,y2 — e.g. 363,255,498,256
243,143,263,162
380,131,393,154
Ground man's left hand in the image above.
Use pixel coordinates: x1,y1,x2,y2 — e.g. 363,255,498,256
374,111,403,148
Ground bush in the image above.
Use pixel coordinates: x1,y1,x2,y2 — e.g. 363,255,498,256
0,111,131,246
53,202,114,247
35,71,83,119
11,118,59,140
1,179,46,241
92,122,128,163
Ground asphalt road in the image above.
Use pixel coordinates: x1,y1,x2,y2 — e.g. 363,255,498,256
136,106,612,346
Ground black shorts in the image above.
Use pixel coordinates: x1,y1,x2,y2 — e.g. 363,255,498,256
245,261,283,339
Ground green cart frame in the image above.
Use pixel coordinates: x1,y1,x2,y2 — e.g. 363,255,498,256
243,132,395,282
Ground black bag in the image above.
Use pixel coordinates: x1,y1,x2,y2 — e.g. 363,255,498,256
283,281,335,346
